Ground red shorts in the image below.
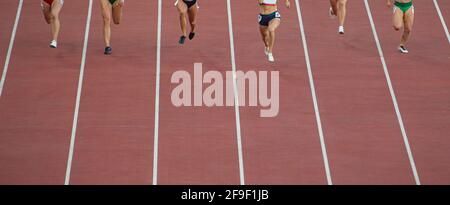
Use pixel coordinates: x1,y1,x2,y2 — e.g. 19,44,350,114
43,0,53,5
42,0,63,7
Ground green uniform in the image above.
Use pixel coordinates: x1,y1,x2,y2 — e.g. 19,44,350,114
394,1,413,13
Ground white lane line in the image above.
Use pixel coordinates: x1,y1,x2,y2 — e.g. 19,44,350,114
364,0,421,185
226,0,245,185
0,0,23,97
295,0,333,185
433,0,450,44
64,0,93,185
152,0,162,185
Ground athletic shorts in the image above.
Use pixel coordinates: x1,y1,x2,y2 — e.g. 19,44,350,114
394,1,414,13
42,0,64,7
109,0,125,6
183,0,197,9
258,11,281,27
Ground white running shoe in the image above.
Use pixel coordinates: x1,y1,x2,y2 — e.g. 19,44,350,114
265,47,269,56
398,45,409,54
267,53,275,62
50,40,57,48
338,26,345,34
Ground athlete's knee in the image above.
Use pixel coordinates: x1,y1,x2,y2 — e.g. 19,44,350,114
403,27,412,34
261,33,267,40
190,20,196,27
50,12,59,21
393,24,402,31
48,13,56,23
179,11,188,19
268,26,277,33
179,7,188,15
338,0,347,7
103,14,111,24
45,17,52,24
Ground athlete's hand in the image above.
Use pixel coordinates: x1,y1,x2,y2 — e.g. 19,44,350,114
285,0,291,9
387,0,392,8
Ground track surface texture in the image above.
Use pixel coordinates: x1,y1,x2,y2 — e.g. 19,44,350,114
0,0,449,184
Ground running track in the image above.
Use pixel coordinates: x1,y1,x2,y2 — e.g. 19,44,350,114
0,0,449,185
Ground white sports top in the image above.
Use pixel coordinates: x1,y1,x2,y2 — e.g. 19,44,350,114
261,0,277,6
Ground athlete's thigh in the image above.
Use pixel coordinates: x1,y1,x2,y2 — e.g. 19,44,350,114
403,6,414,31
41,1,52,23
268,18,280,32
50,0,63,16
187,3,198,22
392,6,404,28
177,0,188,13
100,0,112,18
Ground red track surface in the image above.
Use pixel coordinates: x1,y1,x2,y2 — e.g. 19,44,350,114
438,0,450,32
0,0,449,185
157,0,240,184
68,1,156,184
232,1,327,184
301,0,414,184
0,1,17,73
0,0,87,184
370,0,450,184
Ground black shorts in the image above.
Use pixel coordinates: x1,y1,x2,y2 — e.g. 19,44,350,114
258,11,281,27
183,0,197,9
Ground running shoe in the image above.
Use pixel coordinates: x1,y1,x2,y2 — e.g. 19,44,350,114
338,26,345,34
179,36,186,44
189,32,196,40
267,53,275,62
104,46,112,55
398,45,409,54
50,40,57,48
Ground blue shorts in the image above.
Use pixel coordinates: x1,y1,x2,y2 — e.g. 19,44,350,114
258,11,281,27
183,0,197,8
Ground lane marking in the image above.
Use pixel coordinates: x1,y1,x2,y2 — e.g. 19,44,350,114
364,0,420,185
226,0,245,185
0,0,23,97
433,0,450,44
152,0,162,185
295,0,333,185
64,0,93,185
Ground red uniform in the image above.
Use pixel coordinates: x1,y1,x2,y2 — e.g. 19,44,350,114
43,0,53,5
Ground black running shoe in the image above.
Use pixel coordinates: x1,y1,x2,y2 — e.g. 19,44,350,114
398,45,409,54
104,46,112,55
189,32,195,40
179,36,186,44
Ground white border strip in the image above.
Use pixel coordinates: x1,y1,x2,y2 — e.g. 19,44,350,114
226,0,245,185
295,0,333,185
152,0,162,185
64,0,93,185
0,0,23,97
364,0,420,185
433,0,450,44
